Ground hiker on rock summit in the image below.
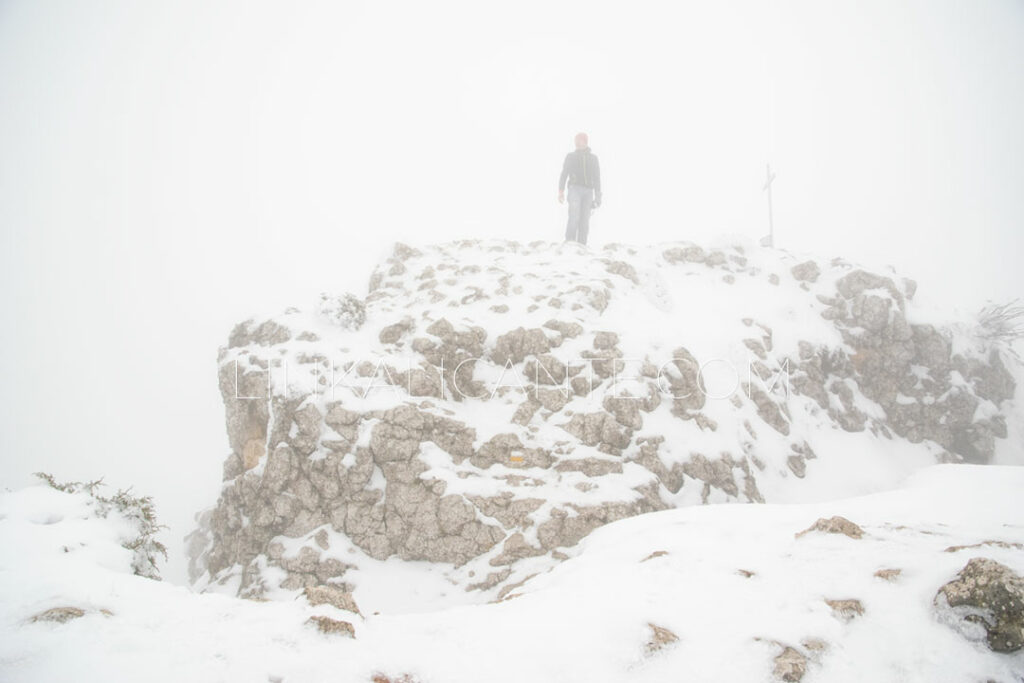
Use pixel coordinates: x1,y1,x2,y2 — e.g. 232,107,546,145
558,132,601,245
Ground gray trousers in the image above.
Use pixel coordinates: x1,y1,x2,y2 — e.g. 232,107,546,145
565,183,594,244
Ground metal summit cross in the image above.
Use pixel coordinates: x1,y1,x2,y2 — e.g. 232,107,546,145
760,163,776,248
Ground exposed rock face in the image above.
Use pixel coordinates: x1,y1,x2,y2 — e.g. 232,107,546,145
187,240,1018,600
805,269,1014,462
935,557,1024,653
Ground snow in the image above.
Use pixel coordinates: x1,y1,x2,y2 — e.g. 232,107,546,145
3,466,1023,682
4,240,1020,680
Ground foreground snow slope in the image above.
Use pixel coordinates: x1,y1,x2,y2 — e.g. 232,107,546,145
2,464,1022,682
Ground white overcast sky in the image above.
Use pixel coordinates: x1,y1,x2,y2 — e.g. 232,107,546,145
1,0,1022,583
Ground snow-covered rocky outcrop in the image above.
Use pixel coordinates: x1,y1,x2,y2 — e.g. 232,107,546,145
185,239,1021,603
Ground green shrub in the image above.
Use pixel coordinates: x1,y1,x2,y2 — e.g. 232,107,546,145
34,472,168,580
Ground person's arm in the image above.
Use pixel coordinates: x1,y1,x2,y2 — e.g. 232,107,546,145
557,156,573,204
593,155,602,206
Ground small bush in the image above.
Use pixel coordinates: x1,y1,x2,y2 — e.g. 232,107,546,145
34,472,168,580
316,292,366,330
975,299,1024,360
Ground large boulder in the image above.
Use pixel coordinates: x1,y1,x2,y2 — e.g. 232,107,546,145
189,240,1018,601
935,557,1024,653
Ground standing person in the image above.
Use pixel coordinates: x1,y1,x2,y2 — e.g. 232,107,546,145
558,132,602,245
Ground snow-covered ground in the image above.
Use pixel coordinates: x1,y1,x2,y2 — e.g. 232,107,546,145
2,464,1022,682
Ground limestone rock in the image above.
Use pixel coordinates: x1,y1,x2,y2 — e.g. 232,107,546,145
193,240,1017,604
304,585,362,616
29,606,86,624
664,347,707,416
491,327,551,365
790,260,821,282
543,319,583,338
772,645,807,682
641,550,669,562
306,615,355,638
560,411,632,452
379,317,414,344
874,568,901,582
644,622,679,655
825,598,864,621
796,516,864,539
935,557,1024,653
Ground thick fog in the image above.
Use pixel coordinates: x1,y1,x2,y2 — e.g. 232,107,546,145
1,0,1022,583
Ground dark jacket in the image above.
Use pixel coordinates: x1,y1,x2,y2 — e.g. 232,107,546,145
559,147,601,197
